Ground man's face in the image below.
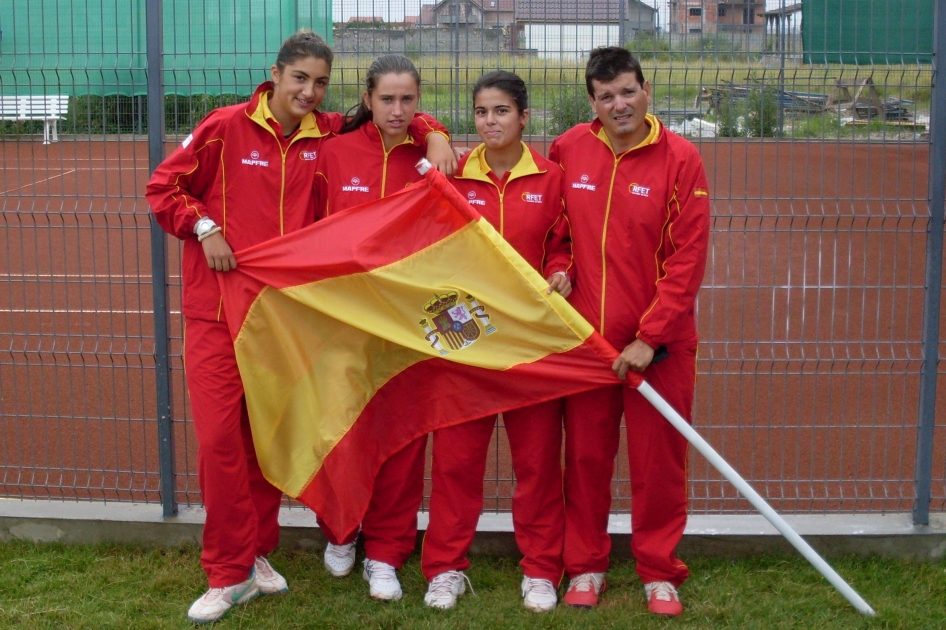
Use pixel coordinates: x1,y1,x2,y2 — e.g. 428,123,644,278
589,71,652,150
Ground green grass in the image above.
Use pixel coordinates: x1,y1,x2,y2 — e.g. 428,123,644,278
1,542,944,629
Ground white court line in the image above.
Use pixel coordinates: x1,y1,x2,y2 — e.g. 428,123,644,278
0,170,77,195
0,308,181,315
2,274,152,281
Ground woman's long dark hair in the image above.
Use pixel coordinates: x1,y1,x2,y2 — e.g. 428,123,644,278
341,54,420,134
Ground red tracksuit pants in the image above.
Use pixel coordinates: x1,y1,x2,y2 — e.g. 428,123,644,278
318,436,428,569
184,317,284,588
422,399,565,584
563,346,694,587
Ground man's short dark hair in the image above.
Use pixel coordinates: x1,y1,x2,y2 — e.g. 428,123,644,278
585,47,645,96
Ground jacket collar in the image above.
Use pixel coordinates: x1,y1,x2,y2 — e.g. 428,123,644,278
245,81,328,141
589,114,661,154
455,142,545,184
360,121,419,152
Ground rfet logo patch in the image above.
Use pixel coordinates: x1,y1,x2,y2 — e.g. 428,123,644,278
629,183,651,197
521,192,543,204
299,150,318,161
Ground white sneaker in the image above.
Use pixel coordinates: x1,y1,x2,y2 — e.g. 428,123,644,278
521,576,557,612
362,558,403,601
324,541,357,577
186,570,259,624
254,556,288,594
424,570,473,609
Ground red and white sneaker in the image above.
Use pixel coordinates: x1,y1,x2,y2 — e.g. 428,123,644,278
644,581,683,616
563,572,606,608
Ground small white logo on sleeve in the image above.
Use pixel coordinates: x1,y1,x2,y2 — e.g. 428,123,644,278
182,134,193,149
241,150,269,167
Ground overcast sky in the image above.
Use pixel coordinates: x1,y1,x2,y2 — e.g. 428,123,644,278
332,1,790,24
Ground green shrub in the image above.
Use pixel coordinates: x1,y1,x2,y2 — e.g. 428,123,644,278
546,85,591,136
745,86,779,137
715,95,745,137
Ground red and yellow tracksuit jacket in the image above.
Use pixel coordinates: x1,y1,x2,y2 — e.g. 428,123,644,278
449,142,572,277
549,115,710,351
146,82,447,321
314,121,435,217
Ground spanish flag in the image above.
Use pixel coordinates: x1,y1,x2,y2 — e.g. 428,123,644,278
218,168,622,541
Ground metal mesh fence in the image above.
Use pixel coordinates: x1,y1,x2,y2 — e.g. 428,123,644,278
1,0,943,521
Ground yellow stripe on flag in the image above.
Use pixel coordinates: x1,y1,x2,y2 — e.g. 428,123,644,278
234,217,596,496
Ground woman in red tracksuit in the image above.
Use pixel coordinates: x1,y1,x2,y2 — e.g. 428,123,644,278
312,53,448,602
419,71,572,613
146,32,452,624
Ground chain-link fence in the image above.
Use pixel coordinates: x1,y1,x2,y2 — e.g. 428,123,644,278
1,0,943,525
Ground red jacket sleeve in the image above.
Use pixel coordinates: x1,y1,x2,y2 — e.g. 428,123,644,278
541,169,573,278
409,112,450,143
636,143,711,348
145,112,226,240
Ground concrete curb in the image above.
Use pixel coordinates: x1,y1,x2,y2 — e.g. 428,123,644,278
1,500,944,560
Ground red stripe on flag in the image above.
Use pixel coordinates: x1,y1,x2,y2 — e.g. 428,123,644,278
220,180,473,335
298,336,622,542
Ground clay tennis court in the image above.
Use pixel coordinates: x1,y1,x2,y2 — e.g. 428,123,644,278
1,135,940,516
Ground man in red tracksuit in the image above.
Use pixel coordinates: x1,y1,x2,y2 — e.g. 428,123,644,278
549,47,710,616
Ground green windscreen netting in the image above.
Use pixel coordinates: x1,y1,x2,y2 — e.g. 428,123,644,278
0,0,333,96
802,0,933,64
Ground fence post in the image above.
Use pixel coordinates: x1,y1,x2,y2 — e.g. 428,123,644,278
146,0,177,518
914,0,946,526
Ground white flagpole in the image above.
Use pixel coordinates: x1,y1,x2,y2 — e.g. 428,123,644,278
635,380,876,616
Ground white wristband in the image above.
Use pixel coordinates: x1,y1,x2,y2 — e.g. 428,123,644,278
197,226,222,242
193,216,218,238
552,271,569,281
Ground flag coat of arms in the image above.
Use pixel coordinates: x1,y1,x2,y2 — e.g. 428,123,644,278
218,167,622,541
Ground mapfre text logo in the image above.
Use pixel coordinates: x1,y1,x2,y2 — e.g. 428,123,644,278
630,183,651,197
299,150,318,161
521,192,543,204
467,190,486,206
571,174,596,191
241,150,269,167
342,176,370,193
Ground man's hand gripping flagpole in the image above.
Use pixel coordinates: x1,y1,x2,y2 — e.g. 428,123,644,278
625,366,876,616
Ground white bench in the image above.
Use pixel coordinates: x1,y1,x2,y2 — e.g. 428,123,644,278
0,95,69,144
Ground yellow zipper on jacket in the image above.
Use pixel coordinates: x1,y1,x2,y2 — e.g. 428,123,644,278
599,158,621,336
380,133,416,198
594,116,661,338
